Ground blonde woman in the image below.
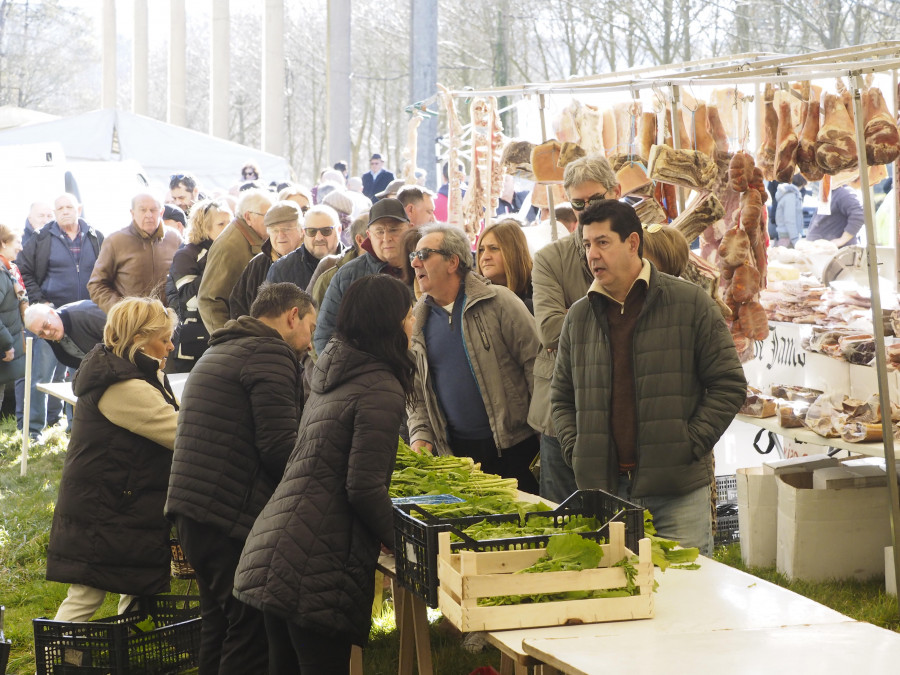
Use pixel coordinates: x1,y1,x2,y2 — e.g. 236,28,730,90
46,297,178,621
477,218,535,313
167,198,232,364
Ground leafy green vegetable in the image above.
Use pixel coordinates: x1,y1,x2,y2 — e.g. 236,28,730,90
643,509,700,571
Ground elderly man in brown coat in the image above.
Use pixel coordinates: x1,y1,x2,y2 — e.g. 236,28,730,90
87,192,182,313
197,189,275,333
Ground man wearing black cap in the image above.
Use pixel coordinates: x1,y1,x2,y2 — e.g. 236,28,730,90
361,153,395,203
163,204,187,236
313,197,411,353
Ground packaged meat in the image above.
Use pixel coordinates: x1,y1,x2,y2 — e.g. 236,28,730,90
740,387,777,418
769,385,824,403
778,400,809,428
840,422,883,443
804,392,849,438
837,334,875,365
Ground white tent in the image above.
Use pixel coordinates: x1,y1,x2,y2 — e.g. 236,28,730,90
0,108,293,192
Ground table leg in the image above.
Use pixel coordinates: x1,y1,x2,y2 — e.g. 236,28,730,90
350,645,363,675
394,582,414,675
409,593,433,675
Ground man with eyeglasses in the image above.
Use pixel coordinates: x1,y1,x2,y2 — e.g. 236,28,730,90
551,199,746,556
23,300,106,370
229,201,306,320
169,173,201,216
407,224,541,494
312,198,411,354
266,205,347,294
527,154,622,504
198,188,275,333
361,153,395,203
88,191,182,313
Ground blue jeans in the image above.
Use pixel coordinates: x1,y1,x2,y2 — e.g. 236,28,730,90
15,334,67,435
539,434,578,504
616,475,713,557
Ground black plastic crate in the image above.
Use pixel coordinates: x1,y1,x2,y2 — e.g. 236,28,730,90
715,503,740,547
394,489,644,607
33,595,200,675
715,474,738,506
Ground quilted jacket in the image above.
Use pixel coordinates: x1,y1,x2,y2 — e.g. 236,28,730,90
164,316,303,541
233,338,405,645
551,264,747,498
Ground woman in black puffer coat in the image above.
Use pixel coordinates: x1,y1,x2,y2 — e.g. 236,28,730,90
46,297,179,621
234,275,415,674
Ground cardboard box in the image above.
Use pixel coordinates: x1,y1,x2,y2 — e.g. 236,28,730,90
776,472,893,582
736,467,778,568
812,465,888,489
763,454,840,476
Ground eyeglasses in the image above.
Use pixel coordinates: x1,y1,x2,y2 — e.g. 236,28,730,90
409,248,451,263
269,225,299,235
304,226,335,237
369,225,406,238
570,193,611,211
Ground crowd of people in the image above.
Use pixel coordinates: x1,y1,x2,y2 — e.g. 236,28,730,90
6,152,748,674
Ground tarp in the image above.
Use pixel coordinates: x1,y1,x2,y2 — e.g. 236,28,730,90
0,105,58,131
0,108,292,192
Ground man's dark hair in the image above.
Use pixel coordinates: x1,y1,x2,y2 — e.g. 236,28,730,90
396,185,433,207
336,275,415,403
169,172,198,192
555,205,577,226
579,199,643,258
250,282,315,320
333,161,348,173
442,160,464,181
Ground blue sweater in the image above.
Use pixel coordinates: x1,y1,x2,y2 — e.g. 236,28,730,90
423,289,492,440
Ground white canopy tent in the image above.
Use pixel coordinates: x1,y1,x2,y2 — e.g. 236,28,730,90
0,108,293,193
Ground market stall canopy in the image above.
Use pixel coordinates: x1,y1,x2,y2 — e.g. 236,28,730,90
0,108,292,192
0,105,58,131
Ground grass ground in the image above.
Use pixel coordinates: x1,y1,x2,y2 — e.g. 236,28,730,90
0,417,897,674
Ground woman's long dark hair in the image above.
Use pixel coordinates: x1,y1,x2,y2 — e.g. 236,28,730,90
336,274,416,403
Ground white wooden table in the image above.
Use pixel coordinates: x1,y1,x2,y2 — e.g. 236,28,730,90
487,556,867,674
36,372,190,407
521,621,900,675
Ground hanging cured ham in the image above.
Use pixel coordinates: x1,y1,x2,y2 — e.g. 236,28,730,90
638,112,657,163
707,104,730,154
796,98,824,181
863,86,900,165
815,94,858,173
774,99,799,182
757,84,778,180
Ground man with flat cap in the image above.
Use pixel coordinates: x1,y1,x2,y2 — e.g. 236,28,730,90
361,153,395,203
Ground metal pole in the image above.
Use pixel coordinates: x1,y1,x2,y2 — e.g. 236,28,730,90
850,73,900,617
209,0,230,139
537,94,559,242
101,0,116,109
20,337,32,476
261,0,285,155
133,0,149,116
410,0,438,188
168,0,187,126
326,0,352,172
670,85,685,213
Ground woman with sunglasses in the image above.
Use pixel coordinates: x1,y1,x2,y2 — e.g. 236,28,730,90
166,198,232,368
477,218,535,313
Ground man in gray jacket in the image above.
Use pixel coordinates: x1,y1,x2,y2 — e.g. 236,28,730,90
529,154,621,503
408,224,541,494
551,200,746,555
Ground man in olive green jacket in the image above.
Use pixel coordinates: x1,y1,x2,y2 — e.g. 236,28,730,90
551,200,746,555
408,224,541,494
197,189,274,333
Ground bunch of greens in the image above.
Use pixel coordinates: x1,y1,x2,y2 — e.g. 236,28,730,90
457,514,602,543
643,509,700,571
478,534,645,605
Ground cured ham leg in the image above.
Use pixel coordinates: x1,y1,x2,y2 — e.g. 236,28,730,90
693,103,716,158
774,99,799,182
796,98,824,181
638,112,657,163
757,84,778,180
864,86,900,165
815,94,858,173
707,104,730,154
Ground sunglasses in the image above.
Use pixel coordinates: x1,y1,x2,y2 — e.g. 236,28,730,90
304,226,335,237
570,193,611,211
409,248,450,263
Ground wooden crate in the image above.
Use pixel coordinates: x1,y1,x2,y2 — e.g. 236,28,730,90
437,521,654,632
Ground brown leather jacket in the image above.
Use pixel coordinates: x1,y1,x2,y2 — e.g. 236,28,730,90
87,222,182,313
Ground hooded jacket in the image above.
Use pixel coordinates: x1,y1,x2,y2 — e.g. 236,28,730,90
165,316,303,541
233,338,405,645
87,222,181,313
551,264,746,498
46,345,179,595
